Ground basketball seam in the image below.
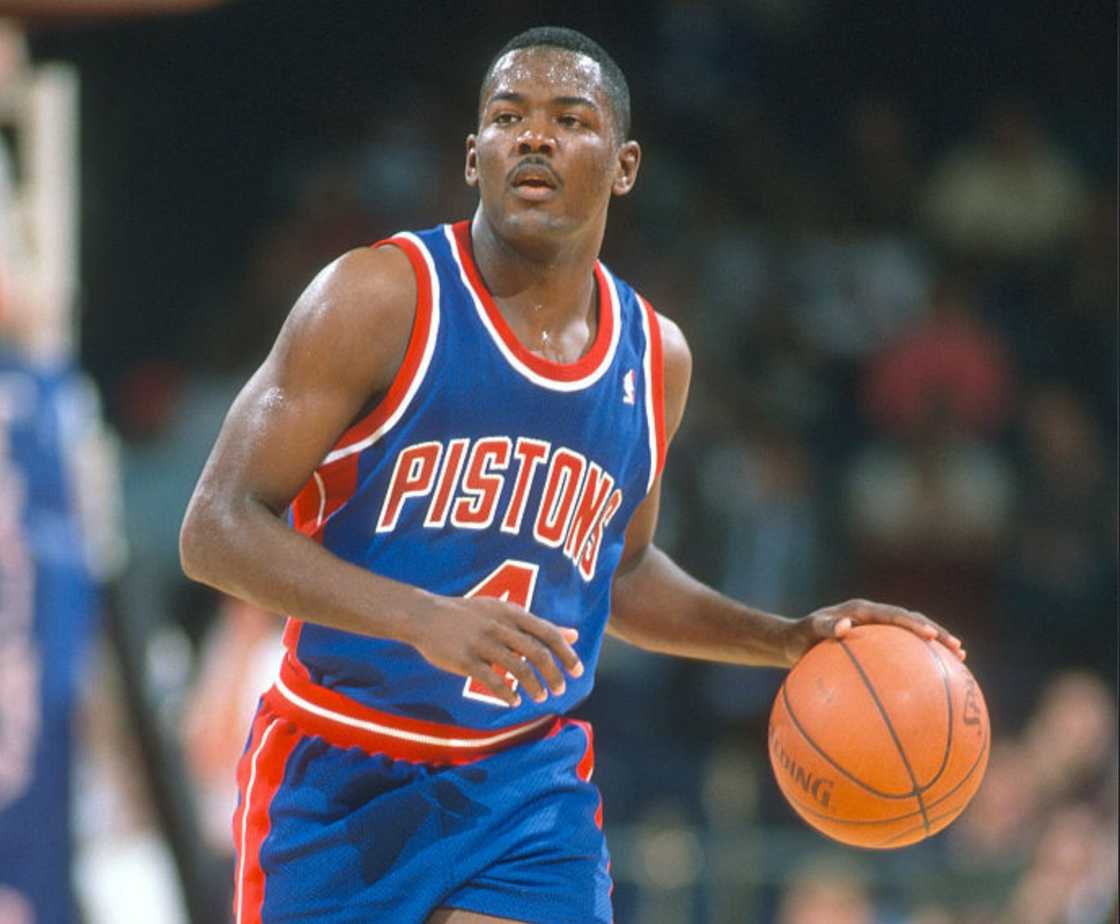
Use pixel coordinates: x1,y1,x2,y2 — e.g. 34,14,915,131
838,639,931,834
780,682,918,800
780,727,989,828
876,733,991,847
919,640,955,791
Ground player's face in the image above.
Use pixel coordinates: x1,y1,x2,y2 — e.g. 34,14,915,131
466,47,640,244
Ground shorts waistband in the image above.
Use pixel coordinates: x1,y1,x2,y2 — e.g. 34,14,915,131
264,656,558,765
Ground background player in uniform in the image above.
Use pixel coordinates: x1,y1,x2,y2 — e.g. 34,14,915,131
180,26,964,924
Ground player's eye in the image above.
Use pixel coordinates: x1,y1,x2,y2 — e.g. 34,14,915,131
494,112,519,125
558,115,583,128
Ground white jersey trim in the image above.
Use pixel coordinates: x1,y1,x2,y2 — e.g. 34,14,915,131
235,718,279,924
322,231,441,465
444,223,622,392
274,673,554,749
638,297,660,494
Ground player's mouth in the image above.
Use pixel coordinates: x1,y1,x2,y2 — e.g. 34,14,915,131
509,161,560,200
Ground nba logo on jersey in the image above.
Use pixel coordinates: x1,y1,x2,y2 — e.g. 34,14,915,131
623,369,636,404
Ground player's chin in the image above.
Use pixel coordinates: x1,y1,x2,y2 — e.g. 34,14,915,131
501,207,573,237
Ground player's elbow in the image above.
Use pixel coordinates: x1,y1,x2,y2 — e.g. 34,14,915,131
179,488,225,585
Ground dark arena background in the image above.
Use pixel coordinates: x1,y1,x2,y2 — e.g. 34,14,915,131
1,1,1115,922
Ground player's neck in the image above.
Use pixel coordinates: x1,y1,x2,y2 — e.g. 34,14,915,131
469,212,603,357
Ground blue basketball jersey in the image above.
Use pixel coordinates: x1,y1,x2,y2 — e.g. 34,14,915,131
0,352,97,924
276,220,666,743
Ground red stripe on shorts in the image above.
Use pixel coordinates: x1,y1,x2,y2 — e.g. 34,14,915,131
232,713,301,924
566,718,603,829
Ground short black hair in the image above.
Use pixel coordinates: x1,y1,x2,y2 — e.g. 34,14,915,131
479,26,631,139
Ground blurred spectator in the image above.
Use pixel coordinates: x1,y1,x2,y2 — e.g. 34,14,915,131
841,422,1015,635
694,221,776,373
1067,184,1118,333
697,422,820,720
75,644,187,924
776,854,877,924
701,423,820,615
837,97,922,233
181,597,283,857
788,229,932,365
115,368,244,635
862,274,1014,437
922,99,1088,263
656,0,750,132
998,803,1118,924
1053,183,1118,421
999,386,1117,677
904,908,966,924
190,157,374,378
937,670,1118,923
841,275,1016,634
952,742,1042,865
1019,671,1116,811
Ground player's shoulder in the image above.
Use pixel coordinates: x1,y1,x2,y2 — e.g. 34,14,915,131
652,310,690,372
311,243,416,322
627,297,691,439
267,242,420,396
284,243,416,348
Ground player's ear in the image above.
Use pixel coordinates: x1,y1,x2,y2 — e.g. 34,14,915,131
612,140,640,197
465,134,479,187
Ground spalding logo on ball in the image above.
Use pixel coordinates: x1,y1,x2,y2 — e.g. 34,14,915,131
768,624,990,849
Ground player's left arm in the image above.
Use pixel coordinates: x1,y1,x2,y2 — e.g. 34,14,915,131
607,312,965,668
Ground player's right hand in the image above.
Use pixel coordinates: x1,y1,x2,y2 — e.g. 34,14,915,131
404,595,584,707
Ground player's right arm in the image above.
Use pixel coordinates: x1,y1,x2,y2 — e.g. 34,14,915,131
179,246,580,707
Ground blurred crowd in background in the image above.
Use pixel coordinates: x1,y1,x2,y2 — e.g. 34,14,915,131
3,1,1117,922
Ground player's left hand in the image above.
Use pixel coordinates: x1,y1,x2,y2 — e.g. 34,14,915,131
784,599,966,666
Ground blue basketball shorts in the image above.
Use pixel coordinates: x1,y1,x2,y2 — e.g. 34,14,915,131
232,677,613,924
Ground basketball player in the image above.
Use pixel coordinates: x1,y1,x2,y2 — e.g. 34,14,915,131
180,26,965,924
1,114,99,924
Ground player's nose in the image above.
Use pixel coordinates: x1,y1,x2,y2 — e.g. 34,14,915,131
516,116,554,156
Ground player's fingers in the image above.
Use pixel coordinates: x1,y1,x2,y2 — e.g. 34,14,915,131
809,610,850,639
884,606,964,654
489,644,549,704
516,611,584,678
925,622,965,660
473,663,521,707
845,601,966,660
501,627,567,696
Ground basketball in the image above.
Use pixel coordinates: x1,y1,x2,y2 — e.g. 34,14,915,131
768,624,990,849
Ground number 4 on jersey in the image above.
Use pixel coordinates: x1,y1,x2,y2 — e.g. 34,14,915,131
462,559,539,706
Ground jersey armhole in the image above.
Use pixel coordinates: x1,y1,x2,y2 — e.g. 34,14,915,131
288,234,439,538
320,234,439,465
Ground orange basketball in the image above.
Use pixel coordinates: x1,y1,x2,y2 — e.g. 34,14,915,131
768,624,990,849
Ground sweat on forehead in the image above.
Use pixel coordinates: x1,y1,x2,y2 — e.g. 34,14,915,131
488,46,602,85
478,44,631,138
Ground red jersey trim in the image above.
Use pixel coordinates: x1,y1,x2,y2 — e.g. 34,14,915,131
320,231,440,466
447,221,620,388
638,296,667,491
265,655,558,765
